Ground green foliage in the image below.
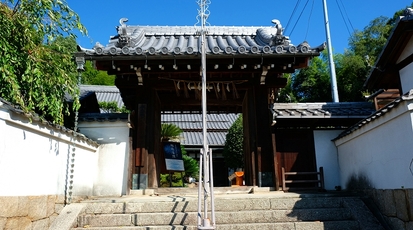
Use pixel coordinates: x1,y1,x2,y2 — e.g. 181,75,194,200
223,115,244,170
286,4,413,103
161,123,183,141
0,0,86,124
181,145,199,178
98,101,129,113
160,172,185,187
348,16,394,66
291,52,332,102
82,61,115,85
335,52,370,101
277,74,297,103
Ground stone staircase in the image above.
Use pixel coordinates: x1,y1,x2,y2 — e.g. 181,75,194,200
62,188,384,230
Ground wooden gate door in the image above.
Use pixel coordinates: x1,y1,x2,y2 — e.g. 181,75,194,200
275,129,316,188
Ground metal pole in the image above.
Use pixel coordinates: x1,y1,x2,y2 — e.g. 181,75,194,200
322,0,339,102
197,0,215,229
197,149,204,227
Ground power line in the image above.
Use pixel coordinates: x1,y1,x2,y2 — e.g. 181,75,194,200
288,0,311,37
304,0,316,41
336,0,356,37
284,0,302,34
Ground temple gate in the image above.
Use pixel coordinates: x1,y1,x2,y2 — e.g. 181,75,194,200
77,18,323,190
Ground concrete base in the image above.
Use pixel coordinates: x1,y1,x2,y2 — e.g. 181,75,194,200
129,189,155,196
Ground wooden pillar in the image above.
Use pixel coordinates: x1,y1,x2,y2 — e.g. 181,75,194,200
242,90,256,186
134,104,148,189
147,90,161,188
244,85,274,187
272,132,280,190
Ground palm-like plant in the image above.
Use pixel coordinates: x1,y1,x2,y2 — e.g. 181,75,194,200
161,123,183,141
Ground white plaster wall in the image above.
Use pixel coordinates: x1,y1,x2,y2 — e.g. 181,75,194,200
400,62,413,94
78,120,130,196
335,101,413,189
0,106,98,196
399,36,413,94
314,130,342,191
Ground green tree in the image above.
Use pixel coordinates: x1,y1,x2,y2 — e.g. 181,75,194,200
335,52,370,101
98,101,129,113
291,52,331,102
0,0,86,124
82,61,115,85
286,4,413,102
277,73,298,103
348,16,394,66
223,115,244,170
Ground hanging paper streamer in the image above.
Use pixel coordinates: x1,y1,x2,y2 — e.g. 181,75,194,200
158,77,247,100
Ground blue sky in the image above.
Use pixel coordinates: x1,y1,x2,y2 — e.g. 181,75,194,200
68,0,411,54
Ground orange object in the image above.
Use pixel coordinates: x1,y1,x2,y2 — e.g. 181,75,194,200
235,171,244,186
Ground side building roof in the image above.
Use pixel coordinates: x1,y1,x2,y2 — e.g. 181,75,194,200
271,102,375,128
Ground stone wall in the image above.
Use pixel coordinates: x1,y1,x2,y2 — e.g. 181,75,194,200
365,189,413,230
0,195,84,230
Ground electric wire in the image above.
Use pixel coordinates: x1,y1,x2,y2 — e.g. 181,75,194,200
289,0,311,37
304,0,315,41
335,0,355,37
284,0,302,35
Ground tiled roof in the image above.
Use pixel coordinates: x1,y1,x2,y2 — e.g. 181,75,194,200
161,113,238,130
181,131,228,146
80,85,124,109
79,19,325,57
163,113,240,146
78,113,129,122
271,102,375,119
0,97,98,147
78,85,238,146
333,89,413,140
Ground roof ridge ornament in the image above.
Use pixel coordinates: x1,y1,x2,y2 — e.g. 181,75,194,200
117,18,130,48
403,8,413,20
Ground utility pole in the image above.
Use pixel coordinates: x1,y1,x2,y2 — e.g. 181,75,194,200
196,0,216,229
322,0,339,102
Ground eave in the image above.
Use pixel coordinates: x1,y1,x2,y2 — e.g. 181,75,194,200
365,12,413,91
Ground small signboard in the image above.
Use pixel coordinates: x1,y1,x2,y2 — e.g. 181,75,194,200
162,142,185,171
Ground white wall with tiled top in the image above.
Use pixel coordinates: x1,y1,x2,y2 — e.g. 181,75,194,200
335,100,413,190
0,102,98,196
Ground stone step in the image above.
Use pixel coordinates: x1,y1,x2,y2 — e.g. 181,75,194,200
73,220,360,230
77,208,352,227
149,186,255,196
81,196,345,214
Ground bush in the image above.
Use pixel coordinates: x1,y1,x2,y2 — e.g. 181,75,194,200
223,115,244,170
